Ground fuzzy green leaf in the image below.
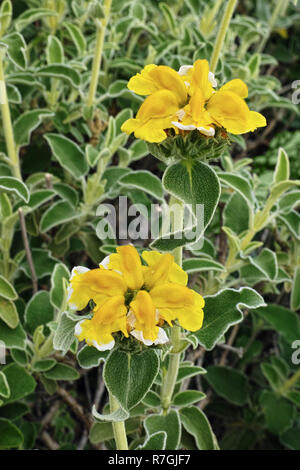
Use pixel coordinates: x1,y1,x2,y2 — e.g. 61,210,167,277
204,366,248,406
104,348,159,411
44,363,80,381
180,406,217,450
192,287,265,350
0,275,17,300
77,345,109,369
1,363,36,405
0,418,24,449
0,297,19,329
14,109,53,148
44,133,88,179
144,410,181,450
0,176,29,203
25,291,54,335
119,170,164,201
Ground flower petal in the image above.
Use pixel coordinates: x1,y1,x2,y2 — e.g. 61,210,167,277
219,79,248,98
109,245,143,290
128,64,187,105
130,327,169,345
75,295,128,350
67,268,127,311
172,121,197,131
154,327,169,344
248,111,267,131
151,284,205,332
197,126,215,136
75,318,116,351
142,250,188,287
129,290,159,342
150,284,194,309
121,90,180,143
207,90,250,134
188,59,215,99
208,71,217,87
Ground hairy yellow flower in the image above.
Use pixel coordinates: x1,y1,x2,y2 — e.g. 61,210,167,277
121,59,266,143
121,89,180,143
68,245,204,351
127,64,187,106
178,59,216,100
172,88,216,137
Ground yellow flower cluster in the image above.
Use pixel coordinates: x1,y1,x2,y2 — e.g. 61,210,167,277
67,246,204,351
121,59,266,143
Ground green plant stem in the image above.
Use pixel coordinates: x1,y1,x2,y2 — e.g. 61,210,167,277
0,50,21,179
257,0,287,53
210,0,237,73
38,332,54,358
109,393,128,450
86,0,112,109
201,0,224,37
160,196,184,413
160,325,181,413
279,368,300,395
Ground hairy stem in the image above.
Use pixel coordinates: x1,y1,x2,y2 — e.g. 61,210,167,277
210,0,237,73
109,393,128,450
279,368,300,395
86,0,112,109
257,0,288,53
0,49,21,179
160,324,181,413
18,208,38,294
160,196,184,413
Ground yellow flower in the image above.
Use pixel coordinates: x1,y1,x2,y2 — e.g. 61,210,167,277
121,59,266,143
178,59,216,100
68,245,204,351
121,89,180,143
172,88,216,137
127,64,187,106
206,87,266,135
174,63,266,135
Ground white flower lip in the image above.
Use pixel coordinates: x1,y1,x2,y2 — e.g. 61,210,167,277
176,109,186,120
127,310,136,328
70,266,90,280
155,328,169,345
100,254,122,275
178,64,192,76
67,284,73,303
178,64,217,88
208,71,217,87
130,328,169,346
68,266,90,309
74,320,84,337
93,340,115,351
172,121,215,136
99,255,111,269
197,126,215,136
172,121,197,131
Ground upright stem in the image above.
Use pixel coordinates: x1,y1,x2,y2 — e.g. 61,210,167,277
210,0,237,73
160,196,184,413
86,0,112,109
109,393,128,450
18,209,38,294
279,368,300,395
160,325,181,413
201,0,224,37
257,0,287,53
0,50,21,179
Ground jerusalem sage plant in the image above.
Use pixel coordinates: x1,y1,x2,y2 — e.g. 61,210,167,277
0,0,299,452
57,56,268,449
